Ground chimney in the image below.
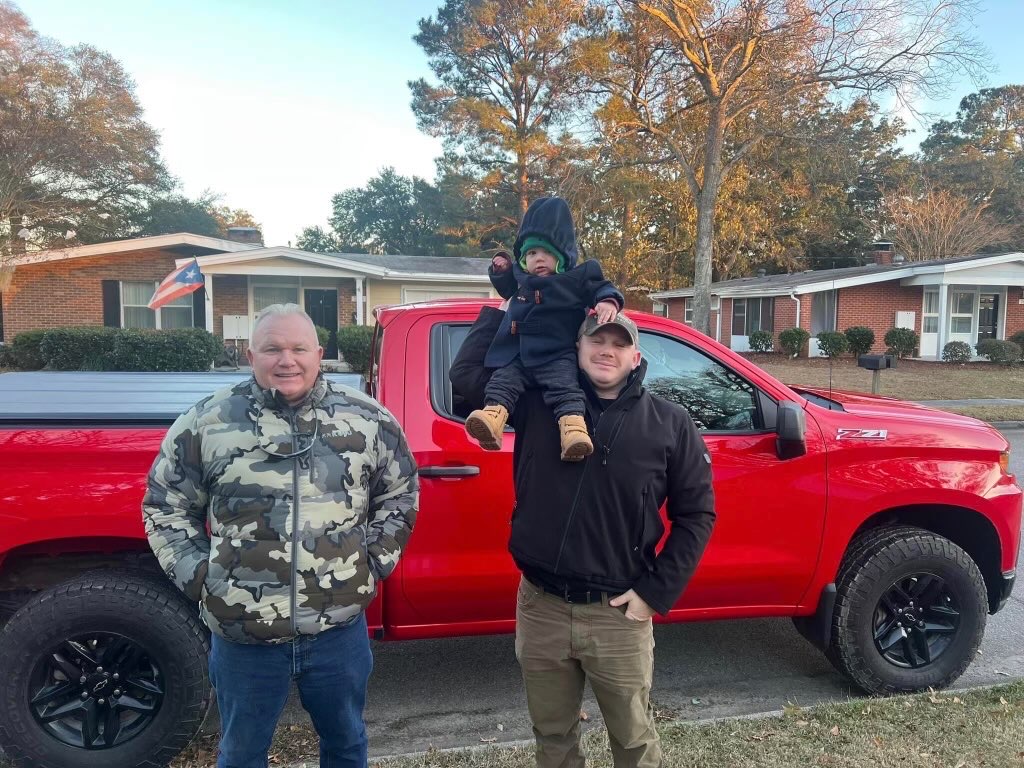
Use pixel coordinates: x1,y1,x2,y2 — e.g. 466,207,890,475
226,226,263,245
872,241,894,265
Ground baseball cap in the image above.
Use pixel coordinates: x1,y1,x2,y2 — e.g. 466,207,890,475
578,312,639,346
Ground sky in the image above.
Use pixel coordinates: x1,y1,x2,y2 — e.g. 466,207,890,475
15,0,1024,248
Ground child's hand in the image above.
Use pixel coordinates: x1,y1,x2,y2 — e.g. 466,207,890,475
593,300,618,324
491,253,512,273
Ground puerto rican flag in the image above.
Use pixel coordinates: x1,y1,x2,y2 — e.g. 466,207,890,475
148,258,204,310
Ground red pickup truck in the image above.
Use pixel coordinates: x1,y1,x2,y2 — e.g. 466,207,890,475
0,299,1020,768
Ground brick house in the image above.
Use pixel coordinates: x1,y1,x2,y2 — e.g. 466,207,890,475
0,231,493,360
649,249,1024,358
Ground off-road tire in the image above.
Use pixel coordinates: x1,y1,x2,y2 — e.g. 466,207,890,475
829,526,987,695
0,569,210,768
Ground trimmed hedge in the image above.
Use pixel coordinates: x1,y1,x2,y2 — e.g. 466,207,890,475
844,326,875,357
110,328,221,371
779,327,810,357
816,331,849,358
941,341,973,363
0,344,15,369
884,327,918,358
40,327,119,371
11,330,48,370
748,330,773,353
975,339,1022,365
1010,330,1024,349
337,326,374,374
315,325,331,349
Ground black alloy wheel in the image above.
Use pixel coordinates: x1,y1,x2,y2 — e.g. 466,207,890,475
827,525,987,695
872,573,960,669
29,632,165,749
0,569,210,768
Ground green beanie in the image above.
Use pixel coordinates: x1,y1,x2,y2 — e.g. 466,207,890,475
518,236,566,273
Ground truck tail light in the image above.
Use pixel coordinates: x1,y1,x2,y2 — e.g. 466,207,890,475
999,451,1012,476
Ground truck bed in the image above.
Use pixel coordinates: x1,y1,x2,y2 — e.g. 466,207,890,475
0,371,365,423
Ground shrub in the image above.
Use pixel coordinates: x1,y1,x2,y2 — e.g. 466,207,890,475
314,325,331,349
40,326,119,371
110,328,220,371
337,325,374,374
975,338,1022,365
816,331,849,358
0,344,15,369
1010,330,1024,349
844,326,875,357
941,341,973,364
778,327,810,357
884,327,918,358
748,330,773,353
11,329,48,370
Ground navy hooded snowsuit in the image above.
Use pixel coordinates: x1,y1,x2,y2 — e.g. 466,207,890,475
484,197,623,419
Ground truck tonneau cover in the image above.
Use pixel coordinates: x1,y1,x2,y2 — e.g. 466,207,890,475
0,371,365,423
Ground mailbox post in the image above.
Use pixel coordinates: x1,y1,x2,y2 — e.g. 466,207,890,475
858,353,897,394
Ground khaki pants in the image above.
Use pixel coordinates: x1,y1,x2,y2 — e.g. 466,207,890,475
514,576,661,768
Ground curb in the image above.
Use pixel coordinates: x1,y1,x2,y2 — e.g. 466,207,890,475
991,421,1024,430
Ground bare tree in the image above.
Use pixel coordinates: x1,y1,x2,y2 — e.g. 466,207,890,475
596,0,988,334
888,186,1014,261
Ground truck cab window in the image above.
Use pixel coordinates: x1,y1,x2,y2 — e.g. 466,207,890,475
638,332,763,432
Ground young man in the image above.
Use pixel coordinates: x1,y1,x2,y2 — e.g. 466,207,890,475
450,307,716,768
144,303,418,768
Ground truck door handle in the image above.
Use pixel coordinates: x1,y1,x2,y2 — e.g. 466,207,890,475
419,465,480,478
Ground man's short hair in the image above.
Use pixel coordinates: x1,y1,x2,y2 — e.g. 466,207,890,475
252,303,317,339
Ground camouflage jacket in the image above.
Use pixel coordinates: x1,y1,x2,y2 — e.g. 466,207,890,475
143,375,418,644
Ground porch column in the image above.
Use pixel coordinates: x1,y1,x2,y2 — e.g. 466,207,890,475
936,283,949,355
356,277,365,325
205,277,215,334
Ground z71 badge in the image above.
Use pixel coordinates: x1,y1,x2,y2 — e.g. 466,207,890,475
837,428,888,440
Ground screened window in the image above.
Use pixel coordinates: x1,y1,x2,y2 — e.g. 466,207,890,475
121,281,193,330
810,291,837,335
683,300,692,324
254,285,299,313
732,298,774,335
950,291,973,335
923,290,939,334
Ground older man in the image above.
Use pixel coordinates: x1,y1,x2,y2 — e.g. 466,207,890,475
144,303,418,768
451,306,716,768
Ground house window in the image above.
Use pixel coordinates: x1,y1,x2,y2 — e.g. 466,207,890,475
732,298,774,336
810,290,837,334
120,281,194,330
683,300,692,324
950,290,973,335
651,302,668,318
254,285,300,314
922,290,939,334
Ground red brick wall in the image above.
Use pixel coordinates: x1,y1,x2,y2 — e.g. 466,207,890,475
338,280,357,327
836,283,923,352
721,298,733,346
1006,290,1024,339
2,249,179,340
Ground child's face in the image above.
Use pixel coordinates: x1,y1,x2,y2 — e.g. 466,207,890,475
525,247,558,276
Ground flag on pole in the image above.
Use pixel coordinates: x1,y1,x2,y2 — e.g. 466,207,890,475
148,258,204,310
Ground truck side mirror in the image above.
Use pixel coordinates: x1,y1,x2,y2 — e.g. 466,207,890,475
776,401,807,460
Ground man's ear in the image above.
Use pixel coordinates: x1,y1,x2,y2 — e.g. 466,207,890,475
631,349,642,370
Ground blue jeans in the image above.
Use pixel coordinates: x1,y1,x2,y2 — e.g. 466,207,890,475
208,614,372,768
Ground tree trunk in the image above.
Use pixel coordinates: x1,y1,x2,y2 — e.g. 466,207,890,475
692,111,725,336
517,147,529,219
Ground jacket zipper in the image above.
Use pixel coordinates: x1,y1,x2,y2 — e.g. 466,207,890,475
551,404,628,572
634,488,648,552
289,411,300,635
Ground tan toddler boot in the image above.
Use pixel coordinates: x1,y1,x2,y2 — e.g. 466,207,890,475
465,405,509,450
558,415,593,462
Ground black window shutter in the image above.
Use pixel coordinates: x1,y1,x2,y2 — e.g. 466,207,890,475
192,286,207,329
101,280,121,327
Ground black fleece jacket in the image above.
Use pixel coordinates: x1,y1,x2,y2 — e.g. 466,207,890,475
450,306,717,614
